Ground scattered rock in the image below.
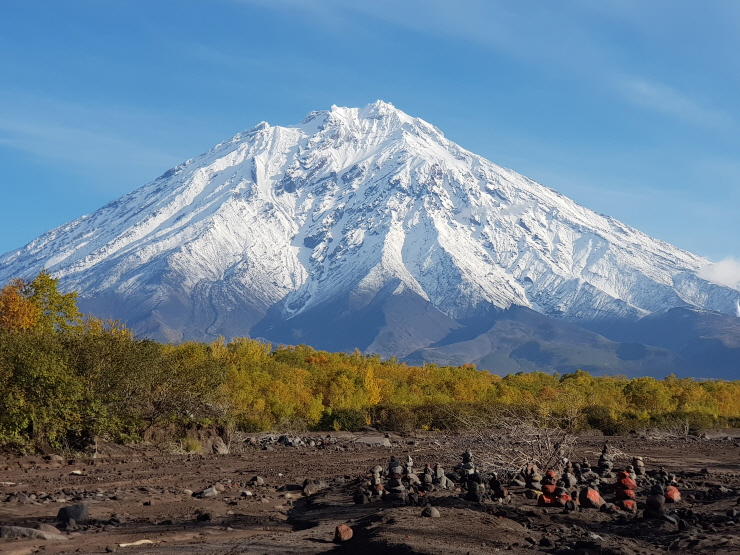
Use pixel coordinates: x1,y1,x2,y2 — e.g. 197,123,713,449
616,499,637,512
665,486,681,503
198,486,219,498
57,503,90,524
334,524,353,542
355,436,392,447
421,506,440,518
195,510,212,522
211,436,230,455
578,487,606,509
303,479,328,496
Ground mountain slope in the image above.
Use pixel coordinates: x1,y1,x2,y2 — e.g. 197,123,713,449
0,101,738,376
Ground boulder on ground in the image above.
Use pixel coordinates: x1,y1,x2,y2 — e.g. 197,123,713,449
600,502,619,514
617,476,637,491
334,524,353,542
646,494,666,510
57,503,89,524
355,436,392,447
616,488,637,500
421,506,440,518
665,486,681,503
616,499,637,512
303,479,328,496
211,436,229,455
538,493,557,506
578,487,605,509
198,486,219,498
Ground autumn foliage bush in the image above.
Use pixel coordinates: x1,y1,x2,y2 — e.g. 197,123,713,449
2,273,740,450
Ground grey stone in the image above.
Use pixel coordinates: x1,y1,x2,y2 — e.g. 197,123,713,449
211,436,229,455
57,503,89,524
199,486,219,498
303,479,328,496
355,436,391,447
421,506,440,517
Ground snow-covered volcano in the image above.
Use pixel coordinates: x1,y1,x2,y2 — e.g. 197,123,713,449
1,101,738,371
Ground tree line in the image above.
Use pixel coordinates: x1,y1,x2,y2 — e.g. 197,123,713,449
1,272,739,450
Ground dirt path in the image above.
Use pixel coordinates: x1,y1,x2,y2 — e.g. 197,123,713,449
1,431,739,554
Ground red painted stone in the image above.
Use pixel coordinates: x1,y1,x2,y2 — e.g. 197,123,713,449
665,486,681,503
545,470,558,480
615,488,636,500
578,487,605,509
538,493,556,506
617,476,637,490
616,499,637,512
542,484,557,495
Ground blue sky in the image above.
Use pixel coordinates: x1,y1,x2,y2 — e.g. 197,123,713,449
1,0,739,269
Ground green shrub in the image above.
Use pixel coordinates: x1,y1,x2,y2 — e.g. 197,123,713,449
317,408,368,431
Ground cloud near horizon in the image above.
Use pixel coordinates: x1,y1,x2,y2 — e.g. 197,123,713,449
697,258,740,290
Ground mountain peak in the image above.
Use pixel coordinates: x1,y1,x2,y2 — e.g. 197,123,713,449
1,102,738,354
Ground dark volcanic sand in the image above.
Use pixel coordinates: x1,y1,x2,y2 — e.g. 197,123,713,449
1,430,740,554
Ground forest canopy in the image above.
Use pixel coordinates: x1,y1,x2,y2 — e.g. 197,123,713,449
1,273,739,450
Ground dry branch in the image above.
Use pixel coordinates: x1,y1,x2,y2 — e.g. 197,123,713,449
445,405,579,477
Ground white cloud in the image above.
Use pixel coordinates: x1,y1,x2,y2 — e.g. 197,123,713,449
612,76,729,128
698,258,740,290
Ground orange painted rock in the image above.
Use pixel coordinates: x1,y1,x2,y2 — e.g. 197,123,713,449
616,499,637,512
617,476,637,491
665,486,681,503
538,493,557,506
545,470,558,480
542,484,557,495
578,487,606,509
553,493,572,507
615,488,636,500
334,525,353,542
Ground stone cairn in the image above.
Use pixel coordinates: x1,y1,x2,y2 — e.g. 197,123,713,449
597,444,615,477
353,446,682,525
385,456,408,503
614,470,638,513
